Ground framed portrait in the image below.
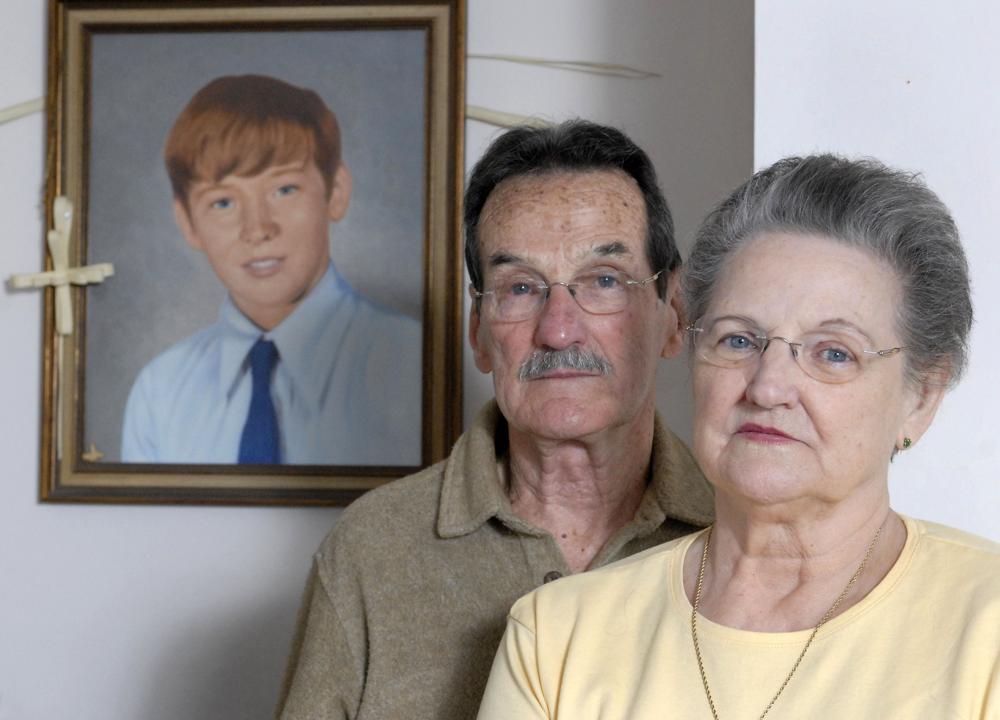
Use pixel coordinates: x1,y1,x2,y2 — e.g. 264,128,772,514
38,0,465,504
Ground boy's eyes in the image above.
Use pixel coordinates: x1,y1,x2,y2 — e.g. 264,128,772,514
208,197,233,211
202,185,296,210
196,178,303,214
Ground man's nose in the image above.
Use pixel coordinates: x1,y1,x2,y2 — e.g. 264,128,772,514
240,197,279,245
533,283,587,350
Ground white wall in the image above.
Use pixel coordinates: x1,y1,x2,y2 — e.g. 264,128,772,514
756,0,999,541
1,2,751,718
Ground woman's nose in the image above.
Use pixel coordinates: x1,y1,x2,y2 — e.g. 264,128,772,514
744,340,803,409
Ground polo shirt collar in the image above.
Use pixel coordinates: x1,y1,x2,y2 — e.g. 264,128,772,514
634,414,715,531
437,401,530,538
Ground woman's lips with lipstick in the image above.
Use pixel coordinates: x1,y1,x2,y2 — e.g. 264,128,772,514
244,257,283,277
736,423,796,443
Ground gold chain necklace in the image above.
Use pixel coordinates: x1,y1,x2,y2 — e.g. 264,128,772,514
690,522,884,719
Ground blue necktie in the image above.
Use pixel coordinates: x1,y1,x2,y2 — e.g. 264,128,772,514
238,338,282,464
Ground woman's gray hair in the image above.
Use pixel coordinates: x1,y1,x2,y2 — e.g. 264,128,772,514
684,154,973,386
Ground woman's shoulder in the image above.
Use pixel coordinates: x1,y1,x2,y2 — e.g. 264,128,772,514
508,530,701,633
907,515,1000,557
903,516,1000,599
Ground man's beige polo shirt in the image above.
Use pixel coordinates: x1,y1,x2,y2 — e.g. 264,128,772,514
277,401,714,719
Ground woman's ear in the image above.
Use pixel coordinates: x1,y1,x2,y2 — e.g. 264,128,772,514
897,372,949,449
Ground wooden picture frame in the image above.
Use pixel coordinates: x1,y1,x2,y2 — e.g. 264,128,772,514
40,0,465,504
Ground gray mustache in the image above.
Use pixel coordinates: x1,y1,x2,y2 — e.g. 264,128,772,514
517,347,614,381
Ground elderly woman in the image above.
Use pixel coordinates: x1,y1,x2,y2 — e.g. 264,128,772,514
476,155,1000,719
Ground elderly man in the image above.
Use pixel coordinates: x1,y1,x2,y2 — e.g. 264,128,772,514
277,120,714,719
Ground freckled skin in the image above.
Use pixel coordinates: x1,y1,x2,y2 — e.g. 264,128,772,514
470,170,683,444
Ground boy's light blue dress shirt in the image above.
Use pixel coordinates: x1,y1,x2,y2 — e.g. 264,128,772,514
121,263,421,465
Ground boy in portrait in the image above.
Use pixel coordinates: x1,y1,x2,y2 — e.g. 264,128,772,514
122,74,421,465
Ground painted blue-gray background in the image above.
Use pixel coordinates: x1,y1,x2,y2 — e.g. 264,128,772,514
84,28,427,462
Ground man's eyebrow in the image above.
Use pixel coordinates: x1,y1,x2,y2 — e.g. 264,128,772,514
488,251,523,268
593,242,631,257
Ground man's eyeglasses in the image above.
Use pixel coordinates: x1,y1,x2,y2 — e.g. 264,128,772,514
471,268,662,323
686,316,905,384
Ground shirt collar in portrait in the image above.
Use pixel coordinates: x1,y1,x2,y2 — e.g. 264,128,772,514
217,262,358,413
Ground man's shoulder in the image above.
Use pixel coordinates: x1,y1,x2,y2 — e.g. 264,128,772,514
321,460,449,555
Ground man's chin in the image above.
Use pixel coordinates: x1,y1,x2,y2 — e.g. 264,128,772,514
507,397,619,443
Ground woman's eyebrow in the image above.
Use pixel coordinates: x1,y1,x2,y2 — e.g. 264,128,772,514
817,318,877,345
709,314,759,327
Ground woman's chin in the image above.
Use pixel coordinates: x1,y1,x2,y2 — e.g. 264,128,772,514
715,460,819,508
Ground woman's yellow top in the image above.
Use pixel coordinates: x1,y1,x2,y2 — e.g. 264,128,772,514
477,516,1000,719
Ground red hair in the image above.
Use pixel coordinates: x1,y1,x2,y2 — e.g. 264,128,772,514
165,75,341,207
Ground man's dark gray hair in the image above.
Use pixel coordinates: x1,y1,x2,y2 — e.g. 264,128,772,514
684,154,973,385
464,120,678,299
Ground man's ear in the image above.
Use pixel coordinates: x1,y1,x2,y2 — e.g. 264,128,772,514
327,163,352,221
173,199,203,252
468,292,493,374
659,269,685,359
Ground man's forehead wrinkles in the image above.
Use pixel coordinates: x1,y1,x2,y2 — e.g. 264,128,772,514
490,187,637,212
477,170,649,280
482,200,642,241
480,172,642,224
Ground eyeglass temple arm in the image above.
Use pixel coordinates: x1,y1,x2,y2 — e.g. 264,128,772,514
863,347,904,357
